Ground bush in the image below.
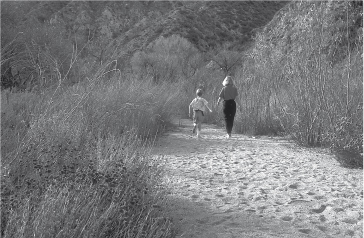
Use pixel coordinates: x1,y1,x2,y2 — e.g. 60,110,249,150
131,34,201,82
1,90,40,157
1,19,76,90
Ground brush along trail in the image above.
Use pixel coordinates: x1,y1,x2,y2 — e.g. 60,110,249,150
152,119,362,238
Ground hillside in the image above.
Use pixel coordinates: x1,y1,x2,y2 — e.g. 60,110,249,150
1,1,287,53
114,1,288,52
258,0,363,64
1,1,288,88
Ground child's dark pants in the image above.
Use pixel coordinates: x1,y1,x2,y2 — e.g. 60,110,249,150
223,100,236,135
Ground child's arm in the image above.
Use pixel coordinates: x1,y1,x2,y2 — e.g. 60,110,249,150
189,101,193,117
203,99,212,112
205,103,213,113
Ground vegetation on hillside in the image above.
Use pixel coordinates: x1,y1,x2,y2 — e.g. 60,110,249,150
233,0,363,167
1,1,287,90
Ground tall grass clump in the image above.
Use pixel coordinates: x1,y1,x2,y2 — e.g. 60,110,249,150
1,69,182,237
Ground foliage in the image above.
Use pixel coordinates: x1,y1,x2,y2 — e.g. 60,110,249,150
131,35,202,82
232,1,362,159
1,16,76,90
1,1,287,90
165,1,287,51
1,71,183,237
209,49,242,76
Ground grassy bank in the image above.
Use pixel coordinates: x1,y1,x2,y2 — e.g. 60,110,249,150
1,75,185,237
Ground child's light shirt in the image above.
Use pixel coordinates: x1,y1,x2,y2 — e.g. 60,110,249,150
190,97,208,112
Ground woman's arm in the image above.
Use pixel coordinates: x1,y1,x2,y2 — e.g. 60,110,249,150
234,87,242,111
217,97,223,106
217,87,224,106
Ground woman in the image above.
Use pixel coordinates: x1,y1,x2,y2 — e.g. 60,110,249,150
217,76,238,138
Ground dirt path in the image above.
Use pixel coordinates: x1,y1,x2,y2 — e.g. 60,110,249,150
152,119,363,238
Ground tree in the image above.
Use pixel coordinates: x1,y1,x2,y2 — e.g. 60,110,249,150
209,49,242,76
131,35,202,82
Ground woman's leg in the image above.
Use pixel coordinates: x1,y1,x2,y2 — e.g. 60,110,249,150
223,100,236,136
229,101,236,134
226,116,233,134
223,102,228,126
223,102,229,134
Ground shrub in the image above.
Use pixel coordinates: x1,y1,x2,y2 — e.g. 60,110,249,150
131,34,201,82
1,18,76,90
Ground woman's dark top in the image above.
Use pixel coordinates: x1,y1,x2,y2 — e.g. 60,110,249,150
219,85,238,101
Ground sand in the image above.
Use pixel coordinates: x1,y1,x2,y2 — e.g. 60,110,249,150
152,119,363,238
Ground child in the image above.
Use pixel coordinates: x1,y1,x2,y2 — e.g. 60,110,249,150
189,89,212,138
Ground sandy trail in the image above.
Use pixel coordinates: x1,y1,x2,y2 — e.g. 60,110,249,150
152,119,363,238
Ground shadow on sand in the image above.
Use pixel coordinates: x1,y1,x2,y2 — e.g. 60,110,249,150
162,195,312,238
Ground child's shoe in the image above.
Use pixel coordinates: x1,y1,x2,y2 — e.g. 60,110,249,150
192,125,197,134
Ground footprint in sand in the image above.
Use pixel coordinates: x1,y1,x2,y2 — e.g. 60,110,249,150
311,204,327,213
281,216,294,222
298,228,311,234
210,215,233,226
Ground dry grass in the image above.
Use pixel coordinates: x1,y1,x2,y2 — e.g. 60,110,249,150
1,75,183,237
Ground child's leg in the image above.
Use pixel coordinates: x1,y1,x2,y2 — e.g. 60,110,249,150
196,111,203,137
192,111,197,133
197,122,202,133
196,123,202,138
